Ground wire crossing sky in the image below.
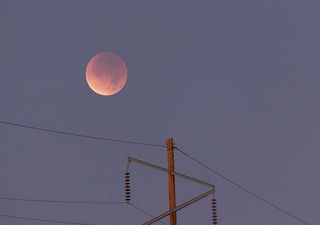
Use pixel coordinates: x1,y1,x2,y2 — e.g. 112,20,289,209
0,213,99,225
175,147,311,225
0,199,166,225
128,203,168,225
0,197,126,205
0,1,317,224
0,120,166,148
0,120,311,225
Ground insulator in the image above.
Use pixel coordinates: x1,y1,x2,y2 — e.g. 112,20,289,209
124,172,131,202
211,197,217,224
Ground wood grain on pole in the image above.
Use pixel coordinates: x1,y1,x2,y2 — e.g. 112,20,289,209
167,138,177,225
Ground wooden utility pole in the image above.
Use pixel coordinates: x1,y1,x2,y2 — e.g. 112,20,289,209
166,138,177,225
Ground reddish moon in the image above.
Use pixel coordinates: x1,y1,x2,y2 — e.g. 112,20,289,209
86,52,128,96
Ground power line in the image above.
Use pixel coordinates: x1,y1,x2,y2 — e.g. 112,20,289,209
175,146,311,225
128,202,168,225
0,198,166,225
0,120,166,148
0,197,126,205
0,213,99,225
1,120,310,224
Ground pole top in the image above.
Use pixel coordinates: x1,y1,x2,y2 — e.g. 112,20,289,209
166,138,174,146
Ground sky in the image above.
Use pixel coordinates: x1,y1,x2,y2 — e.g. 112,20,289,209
0,0,318,224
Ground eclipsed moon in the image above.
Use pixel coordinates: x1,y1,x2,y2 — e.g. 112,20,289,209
86,52,128,96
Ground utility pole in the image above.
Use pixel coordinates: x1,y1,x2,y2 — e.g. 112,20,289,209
125,138,217,225
166,138,177,225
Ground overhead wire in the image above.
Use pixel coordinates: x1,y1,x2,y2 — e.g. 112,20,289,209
128,202,168,225
174,146,311,225
0,120,166,148
0,119,311,224
0,213,99,225
0,198,166,225
0,197,126,205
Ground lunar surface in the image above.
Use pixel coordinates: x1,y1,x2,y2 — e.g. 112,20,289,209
86,52,128,96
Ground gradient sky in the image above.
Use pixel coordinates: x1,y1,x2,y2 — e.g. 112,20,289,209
0,1,318,225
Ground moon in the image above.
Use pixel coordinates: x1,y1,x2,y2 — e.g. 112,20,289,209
86,52,128,96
